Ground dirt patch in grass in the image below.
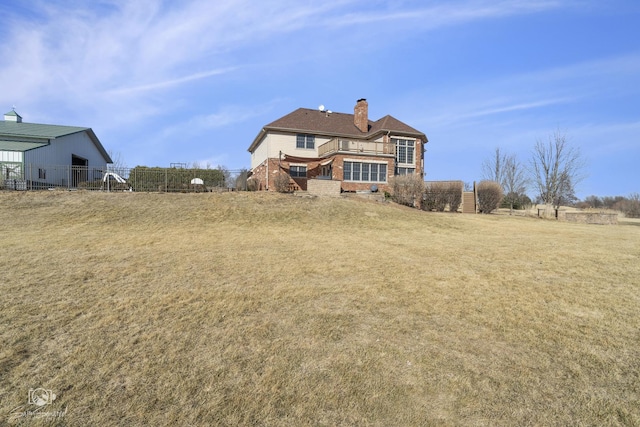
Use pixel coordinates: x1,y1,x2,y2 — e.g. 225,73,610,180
1,191,639,425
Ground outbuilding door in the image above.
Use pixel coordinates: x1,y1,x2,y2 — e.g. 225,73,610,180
71,155,88,187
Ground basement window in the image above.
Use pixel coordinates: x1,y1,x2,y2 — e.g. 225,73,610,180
290,165,307,178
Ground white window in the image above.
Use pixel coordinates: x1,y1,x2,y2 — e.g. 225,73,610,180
344,161,387,182
290,165,307,178
393,138,415,165
395,167,415,176
296,134,315,149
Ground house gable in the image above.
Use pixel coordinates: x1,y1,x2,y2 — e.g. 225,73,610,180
248,107,427,153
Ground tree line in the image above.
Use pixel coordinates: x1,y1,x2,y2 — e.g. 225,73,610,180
575,194,640,218
478,130,639,217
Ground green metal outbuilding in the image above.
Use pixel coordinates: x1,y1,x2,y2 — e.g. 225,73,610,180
0,109,112,189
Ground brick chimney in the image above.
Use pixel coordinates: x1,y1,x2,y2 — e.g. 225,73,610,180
354,98,368,133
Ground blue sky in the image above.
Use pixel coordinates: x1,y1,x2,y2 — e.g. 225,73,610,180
1,0,639,198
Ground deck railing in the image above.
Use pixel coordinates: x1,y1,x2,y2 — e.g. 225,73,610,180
318,138,394,157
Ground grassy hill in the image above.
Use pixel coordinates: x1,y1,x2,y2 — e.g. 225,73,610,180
1,191,639,426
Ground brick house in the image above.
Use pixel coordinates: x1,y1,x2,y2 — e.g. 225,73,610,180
247,99,428,193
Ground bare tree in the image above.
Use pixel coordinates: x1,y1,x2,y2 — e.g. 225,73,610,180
530,130,586,209
583,195,603,208
502,153,529,214
482,147,528,214
622,193,640,218
556,170,578,207
107,150,127,173
482,147,507,186
234,168,249,191
216,165,232,188
602,195,625,209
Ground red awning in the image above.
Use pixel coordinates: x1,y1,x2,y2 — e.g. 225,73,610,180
282,154,325,163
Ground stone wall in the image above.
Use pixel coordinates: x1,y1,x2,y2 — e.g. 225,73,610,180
307,179,341,197
563,212,618,225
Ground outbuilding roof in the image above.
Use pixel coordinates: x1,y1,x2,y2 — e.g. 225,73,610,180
0,118,112,162
0,121,89,139
0,140,49,152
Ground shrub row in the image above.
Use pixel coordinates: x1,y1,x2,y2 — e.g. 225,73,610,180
477,180,503,213
618,193,640,218
423,181,463,212
390,175,424,207
127,166,226,192
390,176,464,212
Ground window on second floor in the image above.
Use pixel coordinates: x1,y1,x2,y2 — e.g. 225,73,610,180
393,138,415,165
296,134,315,149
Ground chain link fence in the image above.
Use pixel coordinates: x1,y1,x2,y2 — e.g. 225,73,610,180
0,164,251,192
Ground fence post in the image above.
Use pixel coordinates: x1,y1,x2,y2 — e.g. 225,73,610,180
165,169,168,192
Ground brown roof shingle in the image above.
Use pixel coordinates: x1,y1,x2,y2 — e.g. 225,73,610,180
249,107,427,152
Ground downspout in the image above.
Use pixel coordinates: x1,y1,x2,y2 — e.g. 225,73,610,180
474,181,478,214
421,139,425,178
387,131,397,177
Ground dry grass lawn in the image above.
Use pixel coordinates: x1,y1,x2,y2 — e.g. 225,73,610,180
1,191,639,426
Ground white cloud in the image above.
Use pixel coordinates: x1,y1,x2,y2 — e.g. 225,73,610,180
511,52,640,88
571,120,640,152
329,0,565,28
0,0,571,110
1,1,360,120
403,49,640,134
148,101,281,150
429,97,575,128
105,67,237,96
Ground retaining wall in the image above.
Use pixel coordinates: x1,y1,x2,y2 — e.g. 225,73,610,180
307,179,341,197
562,212,618,225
